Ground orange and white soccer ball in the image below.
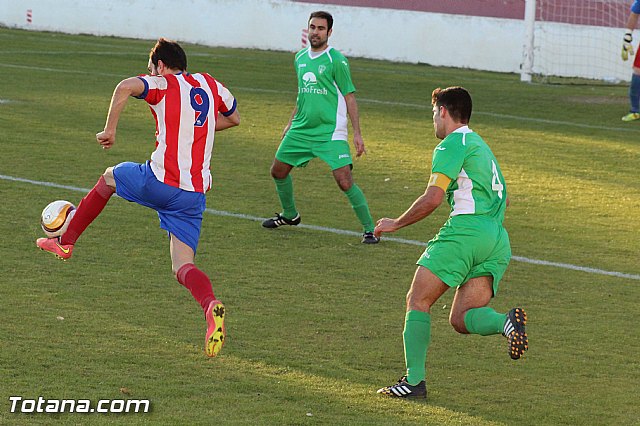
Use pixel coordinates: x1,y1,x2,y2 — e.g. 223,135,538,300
41,200,76,238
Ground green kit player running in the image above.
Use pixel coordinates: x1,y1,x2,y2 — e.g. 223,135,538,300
261,11,379,244
374,87,527,399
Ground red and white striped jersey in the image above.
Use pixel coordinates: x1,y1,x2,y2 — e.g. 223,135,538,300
136,72,236,193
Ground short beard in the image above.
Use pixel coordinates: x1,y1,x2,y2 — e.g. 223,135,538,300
309,37,326,49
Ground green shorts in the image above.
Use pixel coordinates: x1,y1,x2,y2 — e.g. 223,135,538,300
416,215,511,296
275,134,352,170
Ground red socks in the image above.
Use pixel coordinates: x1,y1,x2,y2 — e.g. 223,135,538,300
176,263,216,311
59,176,216,314
61,176,115,245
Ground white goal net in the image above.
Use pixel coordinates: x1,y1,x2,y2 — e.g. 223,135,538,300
522,0,632,82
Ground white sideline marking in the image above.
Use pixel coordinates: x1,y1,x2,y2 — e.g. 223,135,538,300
1,61,638,134
3,173,639,281
0,63,125,78
354,98,640,133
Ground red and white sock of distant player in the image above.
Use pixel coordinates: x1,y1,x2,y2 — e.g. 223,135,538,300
60,176,115,245
176,263,217,312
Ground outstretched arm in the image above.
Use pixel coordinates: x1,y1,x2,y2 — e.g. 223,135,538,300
344,92,365,157
374,185,445,237
96,77,145,150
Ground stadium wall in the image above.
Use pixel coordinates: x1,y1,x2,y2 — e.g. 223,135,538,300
0,0,525,74
2,0,631,81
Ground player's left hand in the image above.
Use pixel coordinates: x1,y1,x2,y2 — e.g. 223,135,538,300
374,218,398,238
96,130,116,150
353,134,366,157
622,31,634,61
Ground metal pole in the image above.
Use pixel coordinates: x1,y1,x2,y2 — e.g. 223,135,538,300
521,0,536,82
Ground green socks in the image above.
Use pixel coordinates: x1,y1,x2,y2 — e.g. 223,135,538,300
274,178,373,230
274,175,298,219
401,308,505,386
403,310,431,385
343,184,374,232
464,307,506,336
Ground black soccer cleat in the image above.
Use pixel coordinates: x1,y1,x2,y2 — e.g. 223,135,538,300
361,231,380,244
377,375,427,399
261,213,301,229
503,307,528,360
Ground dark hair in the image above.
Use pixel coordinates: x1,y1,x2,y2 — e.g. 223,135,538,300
149,38,187,71
309,11,333,30
431,86,472,124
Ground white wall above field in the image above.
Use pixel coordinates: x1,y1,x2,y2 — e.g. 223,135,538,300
0,0,632,81
0,0,524,73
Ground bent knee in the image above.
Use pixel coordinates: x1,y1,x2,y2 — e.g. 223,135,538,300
271,169,286,179
270,165,289,180
337,180,352,192
406,291,433,313
102,167,113,178
449,315,469,334
102,167,116,189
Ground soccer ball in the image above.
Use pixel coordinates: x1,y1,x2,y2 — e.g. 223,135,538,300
41,200,76,238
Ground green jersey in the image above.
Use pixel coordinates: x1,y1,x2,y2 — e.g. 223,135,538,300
287,46,356,142
431,126,507,223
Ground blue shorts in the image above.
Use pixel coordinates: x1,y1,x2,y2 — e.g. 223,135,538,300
112,161,206,253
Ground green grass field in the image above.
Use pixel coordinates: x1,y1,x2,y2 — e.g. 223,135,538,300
1,27,639,425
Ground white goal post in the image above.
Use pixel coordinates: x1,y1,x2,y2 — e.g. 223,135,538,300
521,0,632,82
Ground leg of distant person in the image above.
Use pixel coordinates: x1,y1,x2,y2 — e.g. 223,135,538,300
623,70,640,121
332,166,378,244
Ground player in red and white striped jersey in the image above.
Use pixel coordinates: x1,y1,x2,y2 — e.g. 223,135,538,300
36,38,240,357
139,71,236,192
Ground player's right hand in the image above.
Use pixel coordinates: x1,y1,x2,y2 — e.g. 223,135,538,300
353,134,366,157
374,217,398,238
622,31,634,61
96,130,115,150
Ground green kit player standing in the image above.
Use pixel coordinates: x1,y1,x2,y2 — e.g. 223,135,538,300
374,87,528,399
261,10,379,244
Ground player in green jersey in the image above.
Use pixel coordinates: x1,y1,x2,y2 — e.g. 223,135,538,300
374,87,527,399
261,11,379,244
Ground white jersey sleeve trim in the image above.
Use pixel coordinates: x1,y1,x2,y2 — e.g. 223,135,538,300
326,46,334,63
296,48,310,61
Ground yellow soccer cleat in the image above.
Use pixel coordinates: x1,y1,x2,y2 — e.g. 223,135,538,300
204,300,226,357
621,112,640,122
